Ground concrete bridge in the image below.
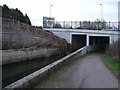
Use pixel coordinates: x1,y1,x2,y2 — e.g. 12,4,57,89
44,28,119,50
3,28,119,89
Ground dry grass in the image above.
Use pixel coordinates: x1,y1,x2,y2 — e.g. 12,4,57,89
106,39,120,62
2,18,70,50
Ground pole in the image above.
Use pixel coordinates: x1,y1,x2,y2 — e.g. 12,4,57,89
100,4,103,21
50,5,53,17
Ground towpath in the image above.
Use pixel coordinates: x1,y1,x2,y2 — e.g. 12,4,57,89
35,53,119,88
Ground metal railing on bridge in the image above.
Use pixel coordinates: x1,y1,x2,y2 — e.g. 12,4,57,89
2,18,119,31
43,21,119,31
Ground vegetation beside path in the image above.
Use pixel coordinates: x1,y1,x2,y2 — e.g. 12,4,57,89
101,54,120,78
101,39,120,78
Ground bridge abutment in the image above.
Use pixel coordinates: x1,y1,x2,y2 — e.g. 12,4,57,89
87,34,89,46
44,28,119,47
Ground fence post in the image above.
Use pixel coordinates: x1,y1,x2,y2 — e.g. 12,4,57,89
109,21,110,30
27,24,29,31
118,21,120,30
79,21,81,28
71,21,72,28
63,21,65,28
18,21,20,30
91,22,93,29
35,27,36,34
13,19,14,30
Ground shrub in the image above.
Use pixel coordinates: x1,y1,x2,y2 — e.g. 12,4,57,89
106,39,120,62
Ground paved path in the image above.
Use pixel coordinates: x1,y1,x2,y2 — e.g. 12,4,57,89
35,53,119,88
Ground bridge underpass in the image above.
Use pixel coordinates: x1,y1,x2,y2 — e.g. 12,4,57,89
89,36,109,51
44,28,119,45
72,34,86,51
89,36,109,45
71,34,110,51
44,28,119,53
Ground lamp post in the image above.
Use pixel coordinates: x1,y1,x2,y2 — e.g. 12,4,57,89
50,5,53,17
100,4,103,21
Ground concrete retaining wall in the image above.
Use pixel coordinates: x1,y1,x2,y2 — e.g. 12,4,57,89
2,47,60,65
4,45,97,89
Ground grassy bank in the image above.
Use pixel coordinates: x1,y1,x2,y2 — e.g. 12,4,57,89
101,54,120,78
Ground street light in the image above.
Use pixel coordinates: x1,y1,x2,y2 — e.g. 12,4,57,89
50,5,53,17
100,4,103,21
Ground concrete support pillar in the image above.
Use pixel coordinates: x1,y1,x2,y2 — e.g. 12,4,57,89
87,34,89,46
109,35,112,44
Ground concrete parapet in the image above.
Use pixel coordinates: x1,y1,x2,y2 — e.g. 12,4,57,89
4,45,97,89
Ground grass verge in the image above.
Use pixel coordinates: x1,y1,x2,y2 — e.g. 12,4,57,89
35,54,89,88
101,54,120,78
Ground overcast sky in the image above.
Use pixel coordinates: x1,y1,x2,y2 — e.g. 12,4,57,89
1,0,119,26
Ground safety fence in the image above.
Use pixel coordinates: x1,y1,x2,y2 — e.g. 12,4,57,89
2,18,119,31
2,18,66,50
44,20,119,31
2,18,42,32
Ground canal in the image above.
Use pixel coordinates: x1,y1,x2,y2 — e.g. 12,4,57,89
2,54,66,88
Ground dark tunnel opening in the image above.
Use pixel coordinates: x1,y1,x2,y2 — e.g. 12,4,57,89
72,34,86,51
71,35,110,52
89,36,109,51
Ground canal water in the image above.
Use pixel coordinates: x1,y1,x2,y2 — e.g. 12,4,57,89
2,54,66,88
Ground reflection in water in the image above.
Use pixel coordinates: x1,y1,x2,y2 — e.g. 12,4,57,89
2,54,65,88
